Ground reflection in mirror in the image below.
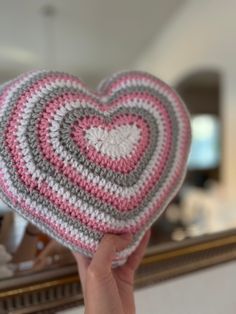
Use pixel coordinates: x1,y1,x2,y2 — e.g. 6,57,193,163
0,205,75,280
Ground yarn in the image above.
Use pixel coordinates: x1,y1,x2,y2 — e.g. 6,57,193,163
0,70,191,267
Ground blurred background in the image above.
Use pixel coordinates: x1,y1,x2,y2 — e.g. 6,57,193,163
0,0,236,281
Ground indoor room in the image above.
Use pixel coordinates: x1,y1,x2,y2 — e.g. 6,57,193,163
0,1,235,313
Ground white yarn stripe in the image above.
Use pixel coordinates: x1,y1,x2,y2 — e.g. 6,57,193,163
85,125,141,159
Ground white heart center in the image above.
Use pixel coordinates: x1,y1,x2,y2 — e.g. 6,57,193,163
85,124,141,159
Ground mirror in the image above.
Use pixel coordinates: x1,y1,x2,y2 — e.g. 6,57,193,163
0,1,235,311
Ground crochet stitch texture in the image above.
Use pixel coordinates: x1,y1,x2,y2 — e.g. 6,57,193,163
0,70,191,267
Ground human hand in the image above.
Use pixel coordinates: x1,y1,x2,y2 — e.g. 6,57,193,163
33,240,73,271
73,229,151,314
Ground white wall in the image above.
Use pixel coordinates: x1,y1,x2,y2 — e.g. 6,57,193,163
222,70,236,199
135,0,236,199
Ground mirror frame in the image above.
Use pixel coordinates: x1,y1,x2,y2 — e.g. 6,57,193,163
1,228,236,313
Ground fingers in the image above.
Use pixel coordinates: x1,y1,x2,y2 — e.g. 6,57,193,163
33,256,51,271
73,252,90,268
73,252,91,293
32,240,61,271
89,233,132,275
126,229,151,271
72,234,132,292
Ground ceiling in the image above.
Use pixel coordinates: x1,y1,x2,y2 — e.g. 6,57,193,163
0,0,185,85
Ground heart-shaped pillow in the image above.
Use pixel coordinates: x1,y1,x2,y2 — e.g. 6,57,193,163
0,70,191,267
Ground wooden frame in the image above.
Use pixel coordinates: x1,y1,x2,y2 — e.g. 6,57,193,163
1,228,236,313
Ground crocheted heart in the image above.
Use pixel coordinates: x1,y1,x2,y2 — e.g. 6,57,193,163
0,70,191,267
